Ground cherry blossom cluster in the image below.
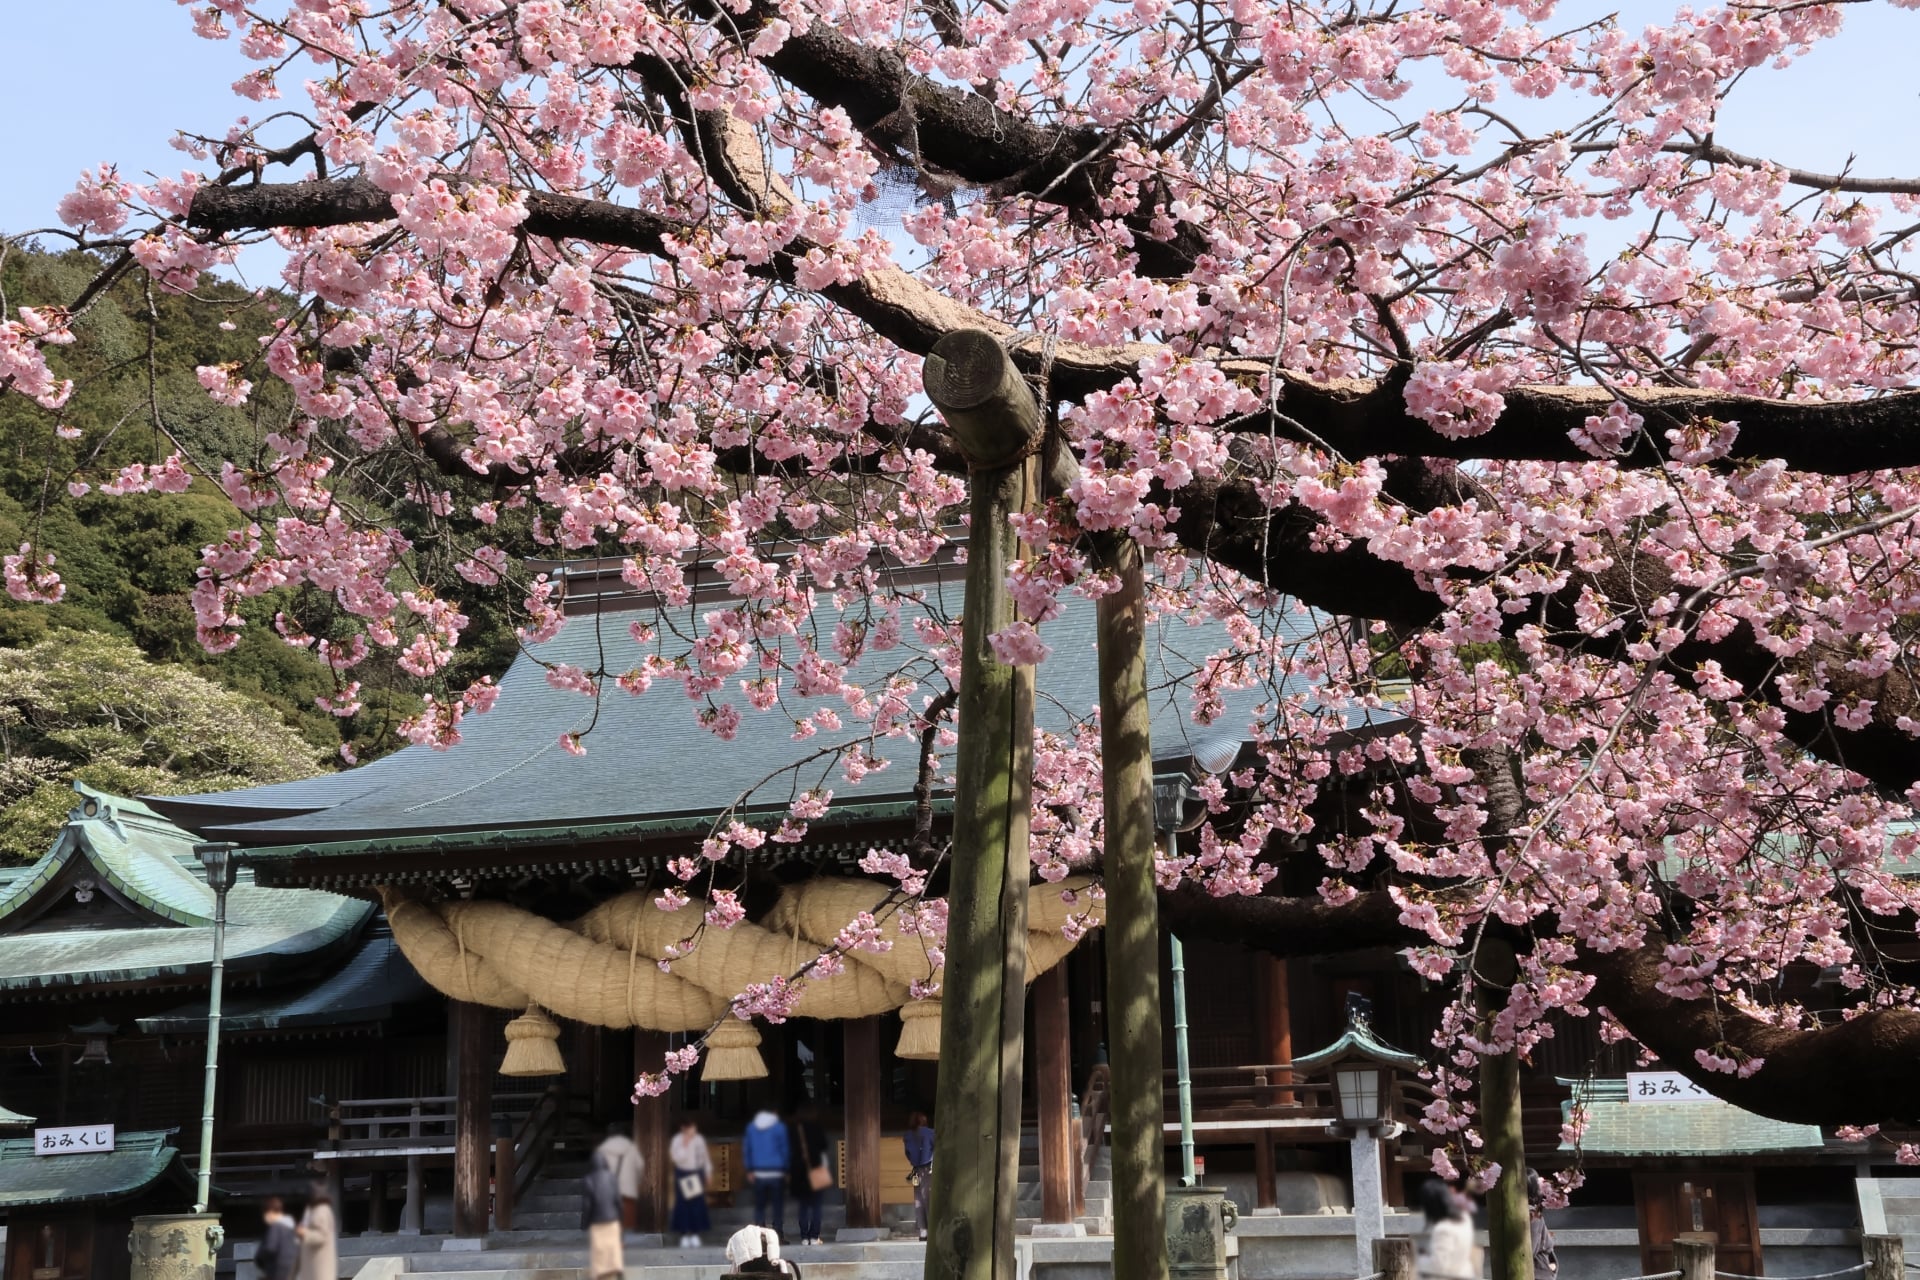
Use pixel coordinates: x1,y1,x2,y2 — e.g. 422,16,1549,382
5,0,1920,1146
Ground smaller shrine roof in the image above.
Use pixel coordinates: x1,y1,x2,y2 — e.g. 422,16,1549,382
0,1104,34,1129
0,787,370,996
0,1130,184,1208
137,932,431,1034
1559,1078,1829,1157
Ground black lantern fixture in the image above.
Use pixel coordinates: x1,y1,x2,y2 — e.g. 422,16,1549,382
70,1019,116,1067
1293,993,1422,1132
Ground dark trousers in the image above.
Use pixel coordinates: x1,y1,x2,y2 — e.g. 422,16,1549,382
752,1175,786,1232
794,1188,822,1241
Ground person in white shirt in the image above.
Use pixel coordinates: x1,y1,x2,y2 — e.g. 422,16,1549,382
1417,1179,1482,1280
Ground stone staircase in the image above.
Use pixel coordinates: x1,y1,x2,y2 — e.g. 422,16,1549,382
351,1239,934,1280
313,1126,1108,1280
1014,1130,1112,1237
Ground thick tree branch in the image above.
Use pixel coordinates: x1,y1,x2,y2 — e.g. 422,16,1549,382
1583,944,1920,1125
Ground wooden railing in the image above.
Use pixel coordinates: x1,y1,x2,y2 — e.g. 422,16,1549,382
1077,1064,1111,1218
325,1091,548,1152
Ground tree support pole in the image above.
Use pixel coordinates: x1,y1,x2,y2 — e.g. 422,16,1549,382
923,329,1041,1280
1097,535,1169,1280
1479,939,1529,1280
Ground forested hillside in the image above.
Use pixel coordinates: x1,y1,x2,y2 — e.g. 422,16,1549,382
0,242,522,859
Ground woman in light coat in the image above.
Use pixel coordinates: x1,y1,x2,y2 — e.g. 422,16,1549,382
670,1117,714,1248
293,1183,336,1280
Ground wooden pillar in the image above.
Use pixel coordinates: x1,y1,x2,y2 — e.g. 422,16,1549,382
1254,955,1291,1210
369,1170,389,1235
844,1016,882,1230
1253,1136,1276,1212
922,328,1041,1280
493,1138,516,1232
633,1029,673,1232
1035,965,1075,1225
1098,533,1169,1280
453,1000,493,1238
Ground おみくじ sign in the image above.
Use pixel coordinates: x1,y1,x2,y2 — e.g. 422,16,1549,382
33,1124,115,1155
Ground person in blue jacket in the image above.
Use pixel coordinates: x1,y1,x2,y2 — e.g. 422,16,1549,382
743,1108,792,1235
904,1112,935,1241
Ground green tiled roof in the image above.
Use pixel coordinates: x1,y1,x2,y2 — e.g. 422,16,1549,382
0,1130,181,1208
1561,1078,1826,1156
0,1104,33,1129
151,566,1386,849
0,789,371,994
0,786,213,927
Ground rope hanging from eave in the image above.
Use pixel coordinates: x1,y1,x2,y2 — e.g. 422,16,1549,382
377,877,1104,1077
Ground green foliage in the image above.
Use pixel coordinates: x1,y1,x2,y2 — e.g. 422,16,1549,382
0,241,433,761
0,630,324,862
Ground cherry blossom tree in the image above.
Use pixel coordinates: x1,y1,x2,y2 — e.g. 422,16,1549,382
10,0,1920,1179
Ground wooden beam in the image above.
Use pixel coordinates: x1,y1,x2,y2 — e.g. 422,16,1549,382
1097,536,1169,1280
1035,964,1075,1225
923,328,1040,1280
844,1016,883,1230
634,1029,672,1232
452,1001,493,1238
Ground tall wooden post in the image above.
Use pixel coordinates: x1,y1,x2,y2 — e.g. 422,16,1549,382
1098,535,1169,1280
1036,964,1075,1225
453,1000,494,1238
1254,956,1291,1209
844,1016,883,1231
1480,941,1529,1280
923,329,1042,1280
634,1028,673,1232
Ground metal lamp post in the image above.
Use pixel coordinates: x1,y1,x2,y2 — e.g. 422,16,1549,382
1150,736,1243,1188
1293,995,1421,1274
194,842,238,1214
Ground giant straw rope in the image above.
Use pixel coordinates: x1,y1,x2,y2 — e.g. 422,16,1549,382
379,877,1104,1078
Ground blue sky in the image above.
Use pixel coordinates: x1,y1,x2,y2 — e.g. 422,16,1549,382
3,0,1917,276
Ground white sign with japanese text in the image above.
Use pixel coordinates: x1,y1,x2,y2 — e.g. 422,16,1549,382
32,1124,114,1155
1624,1072,1713,1104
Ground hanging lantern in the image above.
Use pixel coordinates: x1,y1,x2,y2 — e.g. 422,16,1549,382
500,1005,566,1077
896,998,942,1060
700,1019,768,1082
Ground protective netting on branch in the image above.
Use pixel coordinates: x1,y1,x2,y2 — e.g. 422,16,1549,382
379,877,1103,1078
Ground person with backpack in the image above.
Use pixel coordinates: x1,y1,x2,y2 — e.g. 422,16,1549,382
725,1225,800,1278
582,1151,625,1280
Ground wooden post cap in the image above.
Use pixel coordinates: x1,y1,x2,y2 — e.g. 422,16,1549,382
923,329,1044,469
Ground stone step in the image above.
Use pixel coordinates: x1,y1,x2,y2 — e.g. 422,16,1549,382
518,1195,585,1214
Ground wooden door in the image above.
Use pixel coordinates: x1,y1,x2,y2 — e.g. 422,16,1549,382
4,1218,92,1280
1636,1171,1762,1278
